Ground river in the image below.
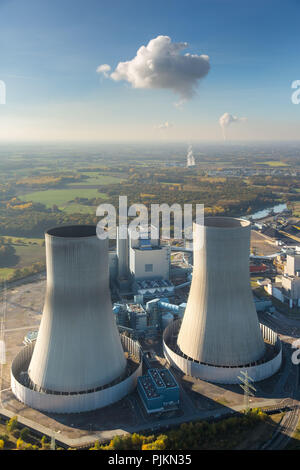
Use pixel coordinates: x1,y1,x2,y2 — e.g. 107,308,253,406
246,203,288,221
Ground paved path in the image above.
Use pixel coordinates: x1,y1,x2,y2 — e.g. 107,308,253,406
0,398,285,449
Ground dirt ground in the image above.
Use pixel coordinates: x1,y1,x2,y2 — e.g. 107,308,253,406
250,231,279,256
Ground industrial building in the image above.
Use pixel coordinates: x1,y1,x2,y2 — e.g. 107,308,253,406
129,225,170,281
265,253,300,308
163,217,282,384
137,368,180,414
133,279,174,298
11,225,142,413
112,224,172,296
127,303,148,331
113,298,186,338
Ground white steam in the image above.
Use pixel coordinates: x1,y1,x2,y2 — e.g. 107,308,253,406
219,112,247,140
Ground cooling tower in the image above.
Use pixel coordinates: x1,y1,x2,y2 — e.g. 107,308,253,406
163,217,282,384
11,225,142,413
177,217,265,366
28,225,126,393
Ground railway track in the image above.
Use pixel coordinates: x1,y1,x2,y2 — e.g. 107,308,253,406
257,311,300,449
262,351,300,449
262,400,300,450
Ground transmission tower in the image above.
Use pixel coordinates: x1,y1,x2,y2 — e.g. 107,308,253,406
237,370,256,412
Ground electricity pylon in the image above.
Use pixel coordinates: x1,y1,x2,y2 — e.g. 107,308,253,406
238,370,256,412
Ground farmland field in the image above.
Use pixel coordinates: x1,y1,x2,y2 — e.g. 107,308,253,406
256,161,289,167
20,188,106,208
69,173,123,186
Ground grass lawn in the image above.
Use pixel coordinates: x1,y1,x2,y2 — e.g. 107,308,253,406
20,188,106,208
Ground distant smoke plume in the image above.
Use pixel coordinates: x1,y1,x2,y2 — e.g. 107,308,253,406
186,144,195,167
219,112,247,140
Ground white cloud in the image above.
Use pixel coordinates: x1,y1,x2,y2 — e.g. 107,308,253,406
155,121,174,130
96,64,111,78
97,35,210,99
219,112,247,140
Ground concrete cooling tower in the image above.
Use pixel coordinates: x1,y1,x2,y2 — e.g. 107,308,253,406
11,225,142,413
163,217,282,384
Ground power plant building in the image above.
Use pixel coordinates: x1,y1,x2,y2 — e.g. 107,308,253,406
129,225,170,281
114,225,171,296
137,368,179,414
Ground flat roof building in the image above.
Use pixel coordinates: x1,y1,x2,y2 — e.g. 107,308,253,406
137,368,179,414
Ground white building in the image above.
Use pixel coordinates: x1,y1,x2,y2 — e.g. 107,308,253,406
266,254,300,308
128,225,170,281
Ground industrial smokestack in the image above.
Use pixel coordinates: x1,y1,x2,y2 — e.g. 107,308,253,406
177,217,265,367
117,225,129,280
28,225,127,393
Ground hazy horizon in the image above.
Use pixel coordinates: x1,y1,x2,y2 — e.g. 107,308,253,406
0,0,299,143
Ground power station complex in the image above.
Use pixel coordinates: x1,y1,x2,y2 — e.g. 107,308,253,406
10,216,282,414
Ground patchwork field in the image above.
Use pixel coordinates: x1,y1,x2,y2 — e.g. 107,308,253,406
256,161,290,167
20,188,105,207
70,173,123,186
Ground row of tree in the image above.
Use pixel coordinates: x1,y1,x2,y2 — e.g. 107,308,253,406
90,409,267,450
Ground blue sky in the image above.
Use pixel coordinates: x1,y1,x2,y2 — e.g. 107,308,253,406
0,0,299,141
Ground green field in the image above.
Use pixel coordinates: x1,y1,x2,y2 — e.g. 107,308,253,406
70,173,123,186
289,201,300,217
0,235,44,244
256,161,289,167
0,267,15,280
14,244,45,267
61,203,96,214
21,188,106,208
0,236,45,281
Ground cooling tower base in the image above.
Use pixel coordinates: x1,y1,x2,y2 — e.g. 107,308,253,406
163,320,282,385
11,336,142,414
